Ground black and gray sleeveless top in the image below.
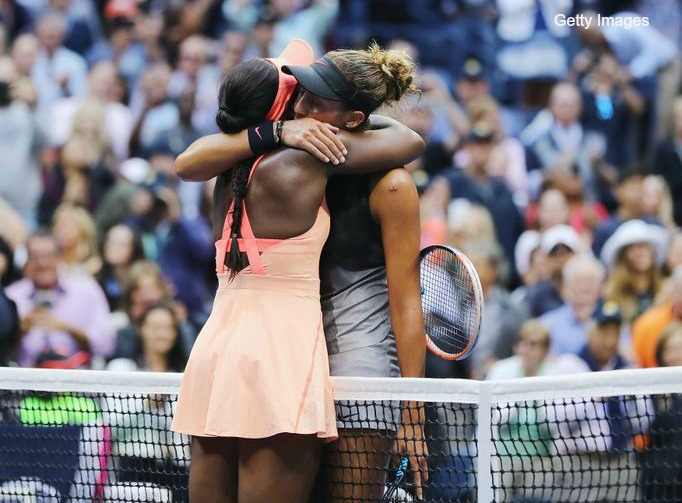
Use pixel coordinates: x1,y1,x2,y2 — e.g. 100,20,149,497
320,175,392,354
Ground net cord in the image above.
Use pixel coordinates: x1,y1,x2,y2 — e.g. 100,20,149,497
1,367,682,402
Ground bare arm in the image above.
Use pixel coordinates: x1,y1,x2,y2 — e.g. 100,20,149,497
329,116,426,175
176,119,343,181
370,168,425,377
176,115,425,181
370,168,429,498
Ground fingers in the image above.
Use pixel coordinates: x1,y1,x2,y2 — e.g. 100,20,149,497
300,127,345,164
281,119,346,163
412,459,423,501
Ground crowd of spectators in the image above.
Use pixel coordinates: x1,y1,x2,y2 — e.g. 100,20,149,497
1,0,682,496
0,0,679,373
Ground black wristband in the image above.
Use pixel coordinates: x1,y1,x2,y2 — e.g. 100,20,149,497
247,120,277,155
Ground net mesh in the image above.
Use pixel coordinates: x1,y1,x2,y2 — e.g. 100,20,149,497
0,368,681,502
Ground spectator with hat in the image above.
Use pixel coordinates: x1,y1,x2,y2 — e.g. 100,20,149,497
523,224,582,317
576,301,631,372
591,167,657,257
511,229,547,306
601,219,669,324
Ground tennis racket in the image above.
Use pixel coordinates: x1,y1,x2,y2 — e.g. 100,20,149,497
381,456,409,503
419,244,484,360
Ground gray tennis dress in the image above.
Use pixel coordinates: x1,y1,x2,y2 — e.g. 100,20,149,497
320,175,400,430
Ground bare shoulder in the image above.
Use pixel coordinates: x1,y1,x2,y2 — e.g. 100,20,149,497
372,168,418,196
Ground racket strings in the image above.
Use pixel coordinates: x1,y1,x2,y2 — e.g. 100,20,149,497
421,249,479,355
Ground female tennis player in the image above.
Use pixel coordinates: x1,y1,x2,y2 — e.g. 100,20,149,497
171,40,424,503
176,42,429,502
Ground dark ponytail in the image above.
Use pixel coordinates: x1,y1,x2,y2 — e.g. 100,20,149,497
215,59,278,278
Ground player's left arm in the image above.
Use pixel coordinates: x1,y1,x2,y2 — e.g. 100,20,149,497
371,168,425,378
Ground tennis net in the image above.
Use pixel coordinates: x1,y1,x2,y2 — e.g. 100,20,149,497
0,366,681,502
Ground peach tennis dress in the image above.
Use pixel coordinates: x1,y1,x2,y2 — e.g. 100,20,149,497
171,155,338,441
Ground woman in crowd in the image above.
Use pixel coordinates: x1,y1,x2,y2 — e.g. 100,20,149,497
106,301,186,372
601,219,668,324
95,222,145,313
51,202,102,278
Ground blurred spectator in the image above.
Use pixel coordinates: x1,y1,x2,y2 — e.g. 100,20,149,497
459,95,528,208
0,0,33,45
50,202,102,279
462,240,527,380
38,98,117,224
591,167,656,257
577,52,645,168
527,187,571,232
652,96,682,227
95,222,144,314
525,82,607,204
0,236,21,287
576,301,630,371
446,199,498,251
86,3,151,93
0,55,46,228
511,230,547,306
5,229,114,368
524,224,582,317
125,184,214,328
495,0,572,81
576,10,681,143
50,60,133,161
600,219,668,324
106,302,187,372
487,318,587,380
641,174,675,231
217,28,248,72
167,34,217,136
655,321,682,368
224,0,339,57
488,317,599,501
93,156,149,239
49,0,98,55
454,56,491,110
656,230,682,305
540,254,605,355
31,11,88,114
128,62,178,157
631,264,682,368
112,260,195,363
146,86,204,219
0,283,20,366
9,33,39,107
436,123,525,282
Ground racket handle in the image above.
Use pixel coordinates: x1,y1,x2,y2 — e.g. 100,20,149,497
380,456,409,503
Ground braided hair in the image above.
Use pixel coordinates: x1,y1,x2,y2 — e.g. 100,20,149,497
215,59,279,279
